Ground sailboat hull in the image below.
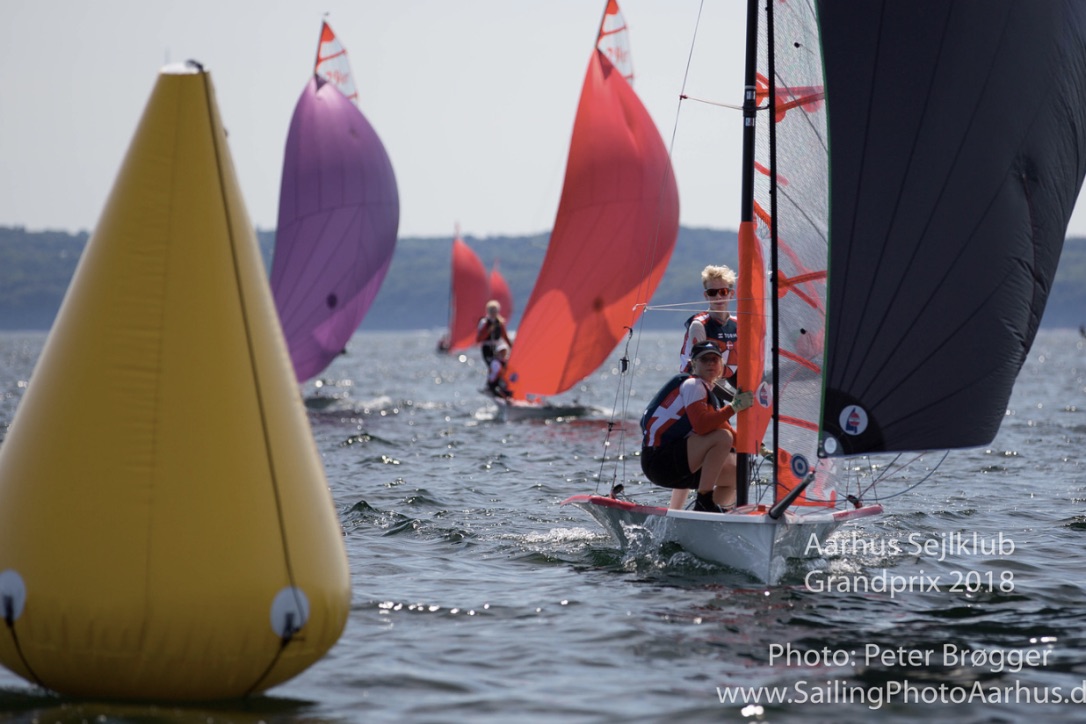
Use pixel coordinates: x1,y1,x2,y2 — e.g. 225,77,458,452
494,398,592,423
563,494,882,584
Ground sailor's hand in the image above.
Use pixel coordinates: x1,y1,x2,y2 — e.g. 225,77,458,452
731,391,754,412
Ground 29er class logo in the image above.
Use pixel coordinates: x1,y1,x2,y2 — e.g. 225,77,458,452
839,405,868,436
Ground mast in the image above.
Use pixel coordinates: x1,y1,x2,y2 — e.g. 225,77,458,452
739,0,759,225
734,0,760,506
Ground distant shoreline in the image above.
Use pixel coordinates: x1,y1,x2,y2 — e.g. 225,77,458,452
2,226,1084,331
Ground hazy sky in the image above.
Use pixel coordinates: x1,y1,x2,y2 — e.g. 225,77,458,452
3,0,1085,240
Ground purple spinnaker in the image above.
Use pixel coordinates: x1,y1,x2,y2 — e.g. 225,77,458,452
271,75,399,382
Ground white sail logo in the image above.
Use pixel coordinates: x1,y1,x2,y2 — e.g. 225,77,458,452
840,405,868,436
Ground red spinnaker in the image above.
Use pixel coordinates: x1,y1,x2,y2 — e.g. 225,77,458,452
506,2,679,400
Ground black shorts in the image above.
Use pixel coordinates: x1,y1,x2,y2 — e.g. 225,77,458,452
641,439,699,490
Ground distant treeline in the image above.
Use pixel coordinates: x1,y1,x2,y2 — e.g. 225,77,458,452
1,225,1084,331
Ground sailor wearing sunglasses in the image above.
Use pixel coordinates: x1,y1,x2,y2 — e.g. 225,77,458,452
678,265,739,386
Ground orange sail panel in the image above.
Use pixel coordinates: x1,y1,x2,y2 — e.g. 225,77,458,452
506,8,679,400
488,262,514,322
735,220,770,454
445,237,490,352
774,448,837,507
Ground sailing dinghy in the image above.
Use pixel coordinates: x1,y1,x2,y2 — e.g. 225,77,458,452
439,230,491,354
500,0,680,423
565,0,1086,583
270,20,399,389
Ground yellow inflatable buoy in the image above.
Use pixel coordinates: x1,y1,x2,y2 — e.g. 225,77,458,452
0,63,350,700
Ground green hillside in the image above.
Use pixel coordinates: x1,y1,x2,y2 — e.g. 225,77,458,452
1,225,1083,331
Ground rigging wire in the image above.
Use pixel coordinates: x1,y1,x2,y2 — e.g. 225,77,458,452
594,327,636,495
200,66,303,693
679,93,745,110
854,451,950,502
627,0,713,333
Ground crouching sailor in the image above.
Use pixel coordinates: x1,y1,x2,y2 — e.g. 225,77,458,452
640,341,753,512
486,344,513,400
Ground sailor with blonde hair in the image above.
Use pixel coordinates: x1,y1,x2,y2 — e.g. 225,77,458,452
679,265,739,383
475,299,512,365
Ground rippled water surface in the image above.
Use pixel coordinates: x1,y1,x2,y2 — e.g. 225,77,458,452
0,329,1084,722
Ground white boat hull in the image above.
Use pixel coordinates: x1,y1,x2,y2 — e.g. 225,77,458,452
562,494,883,584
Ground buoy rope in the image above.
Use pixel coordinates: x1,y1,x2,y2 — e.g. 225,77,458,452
198,69,301,693
2,595,43,688
244,615,298,697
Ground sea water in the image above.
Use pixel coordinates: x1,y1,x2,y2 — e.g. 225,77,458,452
0,329,1083,723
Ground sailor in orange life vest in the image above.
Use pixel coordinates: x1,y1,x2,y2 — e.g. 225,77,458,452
640,341,754,513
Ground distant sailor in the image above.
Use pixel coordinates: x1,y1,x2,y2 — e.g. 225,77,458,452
641,342,753,513
476,300,512,365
